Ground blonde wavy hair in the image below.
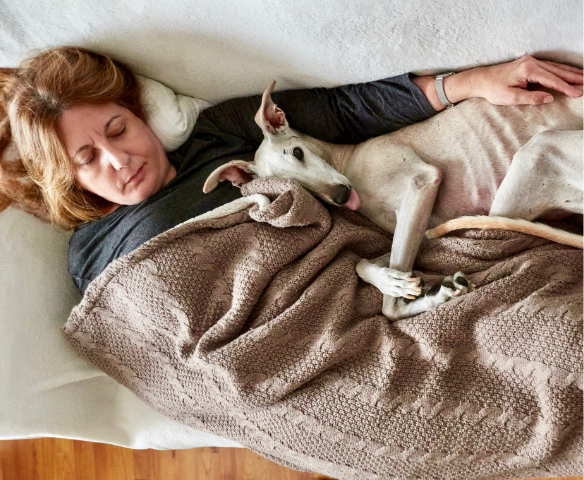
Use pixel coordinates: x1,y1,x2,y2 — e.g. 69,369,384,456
0,46,144,230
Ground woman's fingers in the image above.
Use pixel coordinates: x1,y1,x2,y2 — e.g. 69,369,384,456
525,62,583,98
536,60,584,90
540,60,584,78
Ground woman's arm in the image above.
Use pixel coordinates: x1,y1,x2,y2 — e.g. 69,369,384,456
412,55,583,110
198,73,438,147
196,55,583,150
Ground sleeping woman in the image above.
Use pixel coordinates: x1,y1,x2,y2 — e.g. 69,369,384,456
0,46,581,295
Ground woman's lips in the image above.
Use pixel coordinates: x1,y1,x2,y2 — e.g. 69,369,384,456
127,165,144,185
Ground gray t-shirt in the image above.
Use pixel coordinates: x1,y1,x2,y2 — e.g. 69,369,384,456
68,73,437,295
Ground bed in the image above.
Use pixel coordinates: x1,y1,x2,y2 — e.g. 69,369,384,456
1,0,582,475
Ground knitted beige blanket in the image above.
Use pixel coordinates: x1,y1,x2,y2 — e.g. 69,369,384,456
62,178,583,480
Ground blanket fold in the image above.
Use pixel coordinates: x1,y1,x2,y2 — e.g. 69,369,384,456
63,178,582,480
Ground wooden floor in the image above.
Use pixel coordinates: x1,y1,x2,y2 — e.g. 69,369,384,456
0,438,581,480
2,439,325,480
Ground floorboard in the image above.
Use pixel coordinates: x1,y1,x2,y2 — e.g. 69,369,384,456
0,438,581,480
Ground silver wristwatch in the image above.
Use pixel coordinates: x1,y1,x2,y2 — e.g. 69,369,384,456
435,72,456,109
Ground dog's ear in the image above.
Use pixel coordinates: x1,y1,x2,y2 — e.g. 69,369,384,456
254,80,289,136
203,160,257,193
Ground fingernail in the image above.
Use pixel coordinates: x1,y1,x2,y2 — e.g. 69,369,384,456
406,295,416,300
406,276,416,281
543,96,553,103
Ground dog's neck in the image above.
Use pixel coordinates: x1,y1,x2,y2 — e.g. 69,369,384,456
296,132,356,174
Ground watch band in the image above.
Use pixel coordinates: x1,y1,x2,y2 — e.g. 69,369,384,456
435,72,456,109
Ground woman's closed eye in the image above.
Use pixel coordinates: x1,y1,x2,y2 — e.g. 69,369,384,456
113,126,126,137
83,126,126,165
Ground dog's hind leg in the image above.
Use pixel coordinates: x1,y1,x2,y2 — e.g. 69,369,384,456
490,130,583,219
425,130,583,247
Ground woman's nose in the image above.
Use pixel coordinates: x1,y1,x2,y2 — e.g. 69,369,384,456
103,145,130,169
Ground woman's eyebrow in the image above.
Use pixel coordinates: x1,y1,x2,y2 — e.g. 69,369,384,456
73,114,122,160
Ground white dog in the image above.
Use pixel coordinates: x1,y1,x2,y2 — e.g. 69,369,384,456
204,80,583,320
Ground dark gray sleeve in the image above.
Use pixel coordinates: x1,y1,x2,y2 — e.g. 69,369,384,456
197,73,438,146
70,272,91,296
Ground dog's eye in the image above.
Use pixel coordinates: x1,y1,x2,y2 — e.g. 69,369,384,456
292,147,304,161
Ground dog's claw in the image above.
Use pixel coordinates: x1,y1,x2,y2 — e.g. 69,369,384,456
438,272,472,300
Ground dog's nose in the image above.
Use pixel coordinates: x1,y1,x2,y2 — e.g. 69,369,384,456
332,184,352,205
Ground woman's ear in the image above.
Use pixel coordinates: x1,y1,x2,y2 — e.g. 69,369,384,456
203,160,257,193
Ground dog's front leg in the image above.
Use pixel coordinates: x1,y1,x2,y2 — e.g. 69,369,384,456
382,167,473,320
381,165,447,320
353,149,472,320
356,162,446,319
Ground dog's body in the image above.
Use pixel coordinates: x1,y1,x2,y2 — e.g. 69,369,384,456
204,81,583,320
344,88,583,231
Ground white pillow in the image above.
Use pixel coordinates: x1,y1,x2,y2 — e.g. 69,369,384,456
137,75,213,152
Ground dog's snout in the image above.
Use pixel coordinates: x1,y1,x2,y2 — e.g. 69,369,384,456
332,184,352,205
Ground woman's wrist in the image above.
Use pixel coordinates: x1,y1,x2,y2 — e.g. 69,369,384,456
444,68,480,105
412,68,480,111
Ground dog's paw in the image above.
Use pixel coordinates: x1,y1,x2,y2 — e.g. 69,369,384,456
359,263,423,299
435,271,475,300
381,272,477,320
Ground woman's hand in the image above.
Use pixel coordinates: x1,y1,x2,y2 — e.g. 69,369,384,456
412,55,583,111
468,55,583,106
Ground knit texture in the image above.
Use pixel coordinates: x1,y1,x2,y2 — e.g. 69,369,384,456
62,178,583,480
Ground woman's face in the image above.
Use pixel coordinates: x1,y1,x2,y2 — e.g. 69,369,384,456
58,103,176,212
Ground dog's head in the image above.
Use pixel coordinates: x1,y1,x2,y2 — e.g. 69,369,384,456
203,81,360,210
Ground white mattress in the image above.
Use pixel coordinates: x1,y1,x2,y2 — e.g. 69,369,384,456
0,0,581,450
